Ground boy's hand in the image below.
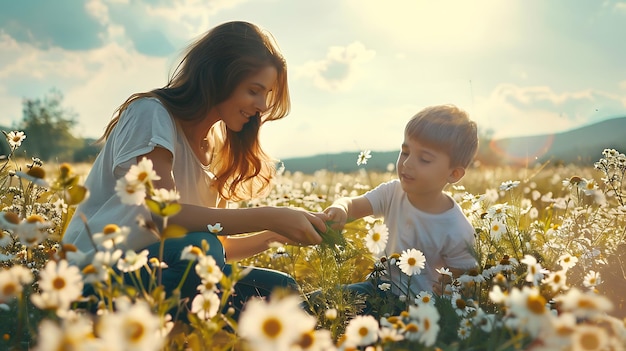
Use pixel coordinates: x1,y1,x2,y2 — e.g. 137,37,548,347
324,205,348,231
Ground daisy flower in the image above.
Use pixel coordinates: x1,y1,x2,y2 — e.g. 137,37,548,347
14,166,49,186
570,324,609,351
115,177,147,206
450,292,473,317
195,254,223,283
0,265,33,302
117,249,149,273
15,214,52,247
554,288,613,319
472,307,497,333
365,222,389,254
489,219,507,241
457,325,471,340
34,314,102,351
378,282,391,291
31,260,83,314
97,298,164,351
485,203,510,221
180,245,204,261
499,180,520,191
436,267,452,278
520,254,548,286
583,270,602,289
5,131,26,149
507,286,551,337
415,291,435,306
397,248,426,276
557,253,578,271
292,328,334,351
191,290,221,320
207,222,223,234
542,269,568,293
343,315,379,347
150,188,180,203
239,295,316,351
0,230,14,248
356,150,372,166
324,308,338,321
409,303,440,347
578,178,598,196
92,224,130,249
125,157,161,185
378,326,404,343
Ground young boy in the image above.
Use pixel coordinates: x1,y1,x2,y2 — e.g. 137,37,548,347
324,104,478,302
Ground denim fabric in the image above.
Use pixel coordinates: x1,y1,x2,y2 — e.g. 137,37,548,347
140,232,297,321
84,232,298,322
305,280,401,318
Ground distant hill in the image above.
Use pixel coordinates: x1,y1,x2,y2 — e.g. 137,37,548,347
280,116,626,174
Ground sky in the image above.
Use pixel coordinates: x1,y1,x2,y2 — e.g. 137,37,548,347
1,0,625,160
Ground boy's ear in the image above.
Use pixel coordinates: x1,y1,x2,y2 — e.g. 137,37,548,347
447,167,465,184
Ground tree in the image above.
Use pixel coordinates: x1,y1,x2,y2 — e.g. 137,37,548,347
16,89,83,161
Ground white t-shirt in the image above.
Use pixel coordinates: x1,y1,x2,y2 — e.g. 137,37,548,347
364,179,477,296
63,98,220,266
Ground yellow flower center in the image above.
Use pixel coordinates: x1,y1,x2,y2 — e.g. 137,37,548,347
59,163,72,178
407,257,416,266
82,265,97,275
3,212,20,224
526,294,546,314
137,172,148,183
52,277,66,290
372,232,380,242
455,299,466,309
577,299,596,310
25,215,45,224
405,323,419,333
580,331,600,349
358,326,368,337
103,224,121,235
262,317,282,338
26,166,46,179
2,283,17,296
126,320,145,342
297,331,314,348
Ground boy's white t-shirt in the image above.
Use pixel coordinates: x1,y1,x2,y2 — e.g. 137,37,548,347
364,179,477,296
63,98,219,266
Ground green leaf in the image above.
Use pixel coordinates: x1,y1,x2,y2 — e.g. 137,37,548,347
317,221,345,247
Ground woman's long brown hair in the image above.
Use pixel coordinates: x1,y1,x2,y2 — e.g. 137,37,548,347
99,21,290,201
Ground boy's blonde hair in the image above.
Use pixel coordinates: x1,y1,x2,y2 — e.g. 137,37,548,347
405,104,478,168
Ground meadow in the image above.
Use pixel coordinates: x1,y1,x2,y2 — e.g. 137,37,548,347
0,130,625,350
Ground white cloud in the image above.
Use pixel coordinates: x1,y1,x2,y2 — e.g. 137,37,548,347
475,83,626,139
294,42,375,92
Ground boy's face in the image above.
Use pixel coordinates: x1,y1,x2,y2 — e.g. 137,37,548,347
396,136,464,200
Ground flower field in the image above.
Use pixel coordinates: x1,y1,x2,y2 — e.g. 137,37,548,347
0,130,625,350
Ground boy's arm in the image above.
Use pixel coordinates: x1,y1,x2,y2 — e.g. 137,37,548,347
324,195,374,230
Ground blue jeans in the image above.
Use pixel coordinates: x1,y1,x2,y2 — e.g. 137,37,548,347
306,280,401,318
86,232,298,321
142,232,298,321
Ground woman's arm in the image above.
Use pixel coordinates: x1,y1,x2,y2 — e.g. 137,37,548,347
141,146,326,245
219,230,296,262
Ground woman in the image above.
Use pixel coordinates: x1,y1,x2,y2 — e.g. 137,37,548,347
63,21,325,319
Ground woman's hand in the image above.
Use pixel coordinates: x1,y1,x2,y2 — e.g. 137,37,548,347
266,207,325,245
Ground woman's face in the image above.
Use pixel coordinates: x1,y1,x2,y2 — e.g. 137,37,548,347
216,65,278,132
